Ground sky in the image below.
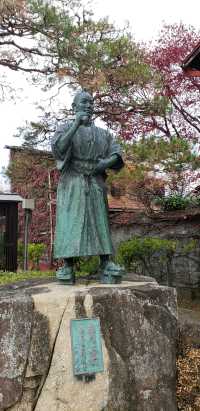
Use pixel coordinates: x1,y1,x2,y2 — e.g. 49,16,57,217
93,0,200,41
0,0,200,189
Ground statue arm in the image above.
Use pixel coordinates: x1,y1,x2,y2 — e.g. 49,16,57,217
53,111,90,156
108,134,124,170
53,120,79,156
93,154,121,175
107,153,121,168
101,154,119,169
94,132,124,175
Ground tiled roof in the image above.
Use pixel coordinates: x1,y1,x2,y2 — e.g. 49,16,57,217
182,40,200,70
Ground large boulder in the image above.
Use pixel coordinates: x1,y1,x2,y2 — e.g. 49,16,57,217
0,279,178,411
0,294,33,410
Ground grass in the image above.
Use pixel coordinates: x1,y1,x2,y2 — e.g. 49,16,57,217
0,270,55,286
0,257,101,286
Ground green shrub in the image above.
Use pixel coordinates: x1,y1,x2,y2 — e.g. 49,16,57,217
116,236,199,286
116,237,177,285
17,241,24,268
17,241,46,270
28,243,46,270
74,256,100,276
157,194,190,211
116,237,177,270
182,239,198,254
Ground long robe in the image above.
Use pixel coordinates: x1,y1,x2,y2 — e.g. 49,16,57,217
52,121,123,259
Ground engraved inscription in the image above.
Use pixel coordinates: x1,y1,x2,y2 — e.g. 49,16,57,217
70,318,104,376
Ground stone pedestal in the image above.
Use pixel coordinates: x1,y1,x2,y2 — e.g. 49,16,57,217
0,279,178,411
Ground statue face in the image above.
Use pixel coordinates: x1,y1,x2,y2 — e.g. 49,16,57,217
75,92,94,118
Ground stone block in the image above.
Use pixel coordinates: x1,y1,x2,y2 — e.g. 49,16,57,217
0,280,178,411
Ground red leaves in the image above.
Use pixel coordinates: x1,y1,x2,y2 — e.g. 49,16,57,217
9,149,59,260
116,23,200,143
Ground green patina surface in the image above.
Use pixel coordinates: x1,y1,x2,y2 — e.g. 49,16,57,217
70,318,104,376
52,93,123,260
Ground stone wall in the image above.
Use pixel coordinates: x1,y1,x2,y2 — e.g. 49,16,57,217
110,208,200,288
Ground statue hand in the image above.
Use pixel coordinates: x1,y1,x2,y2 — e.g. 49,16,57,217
93,159,108,175
93,155,119,175
75,112,89,126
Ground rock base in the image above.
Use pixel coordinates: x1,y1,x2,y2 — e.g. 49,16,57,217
0,279,178,411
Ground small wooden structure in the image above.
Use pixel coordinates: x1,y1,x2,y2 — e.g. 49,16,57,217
0,193,23,272
182,41,200,77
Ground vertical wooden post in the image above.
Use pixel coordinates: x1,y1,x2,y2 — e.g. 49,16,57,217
48,170,53,266
22,199,35,271
24,209,31,271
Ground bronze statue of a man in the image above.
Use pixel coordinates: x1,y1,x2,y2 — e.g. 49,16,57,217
52,90,124,284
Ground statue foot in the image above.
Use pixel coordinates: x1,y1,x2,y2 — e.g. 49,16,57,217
56,266,75,285
100,261,125,284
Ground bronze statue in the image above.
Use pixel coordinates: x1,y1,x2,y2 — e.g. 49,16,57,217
52,90,124,284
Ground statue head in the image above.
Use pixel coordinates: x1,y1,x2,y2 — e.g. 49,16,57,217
72,90,94,124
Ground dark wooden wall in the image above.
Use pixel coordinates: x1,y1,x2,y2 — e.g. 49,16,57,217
0,202,18,272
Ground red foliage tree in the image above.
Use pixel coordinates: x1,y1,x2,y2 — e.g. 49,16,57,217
116,23,200,141
7,147,59,264
147,24,200,139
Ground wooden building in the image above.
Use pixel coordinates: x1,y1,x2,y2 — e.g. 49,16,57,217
182,41,200,77
0,193,23,271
